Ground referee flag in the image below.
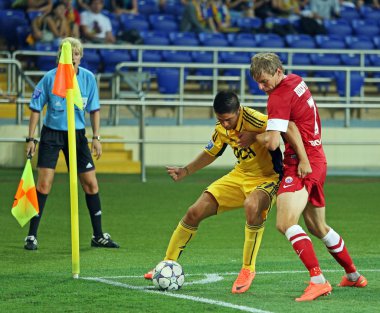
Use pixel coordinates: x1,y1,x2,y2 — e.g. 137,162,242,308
11,159,39,227
52,41,83,110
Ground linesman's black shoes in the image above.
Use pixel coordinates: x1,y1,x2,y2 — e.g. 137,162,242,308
91,233,120,248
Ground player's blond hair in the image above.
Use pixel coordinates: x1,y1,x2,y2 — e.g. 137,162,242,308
57,37,83,63
250,52,283,80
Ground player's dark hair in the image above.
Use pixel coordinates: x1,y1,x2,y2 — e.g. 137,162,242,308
213,91,240,114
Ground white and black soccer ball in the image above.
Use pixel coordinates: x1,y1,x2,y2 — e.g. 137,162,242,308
152,260,185,291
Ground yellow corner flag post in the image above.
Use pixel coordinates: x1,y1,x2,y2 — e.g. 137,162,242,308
11,158,39,227
52,41,83,279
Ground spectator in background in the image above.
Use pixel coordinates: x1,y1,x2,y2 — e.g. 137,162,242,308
225,0,254,18
12,0,53,15
77,0,91,11
63,0,80,38
309,0,340,21
180,0,214,33
209,0,240,32
356,0,380,9
111,0,138,15
29,2,71,45
80,0,116,43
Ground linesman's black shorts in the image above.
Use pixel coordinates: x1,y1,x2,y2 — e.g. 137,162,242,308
37,126,95,173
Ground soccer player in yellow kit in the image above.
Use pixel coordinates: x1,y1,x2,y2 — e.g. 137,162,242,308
145,90,284,293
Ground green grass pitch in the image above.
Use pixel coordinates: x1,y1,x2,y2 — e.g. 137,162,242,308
1,168,379,313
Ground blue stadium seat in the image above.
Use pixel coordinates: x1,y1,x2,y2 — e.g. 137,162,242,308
254,33,285,48
373,36,380,48
234,17,262,33
334,71,364,97
162,50,192,63
289,53,312,77
226,33,256,47
315,35,346,49
140,31,170,45
119,14,150,32
138,0,159,15
310,53,341,93
34,42,58,71
0,0,12,9
246,71,266,95
156,68,180,94
345,36,375,50
264,16,291,32
198,32,228,47
351,19,380,38
324,19,352,37
221,52,251,88
191,51,215,89
99,49,131,73
16,25,32,50
369,54,380,66
0,9,28,49
149,14,178,32
162,2,184,16
361,7,380,21
285,34,315,48
339,6,361,20
81,49,101,73
169,32,199,46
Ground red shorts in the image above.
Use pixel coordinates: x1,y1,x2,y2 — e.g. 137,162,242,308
277,162,327,207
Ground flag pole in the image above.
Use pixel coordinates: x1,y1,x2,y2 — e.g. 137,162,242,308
67,87,80,279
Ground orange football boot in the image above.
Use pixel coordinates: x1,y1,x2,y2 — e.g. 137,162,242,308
144,270,153,280
338,275,367,287
295,281,332,302
231,268,256,294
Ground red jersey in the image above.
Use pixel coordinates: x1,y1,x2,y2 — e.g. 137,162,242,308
266,74,326,164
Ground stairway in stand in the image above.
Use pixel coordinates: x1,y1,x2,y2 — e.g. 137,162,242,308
33,136,141,174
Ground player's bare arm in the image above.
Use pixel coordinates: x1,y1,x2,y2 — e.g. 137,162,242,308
26,110,40,157
167,151,215,182
255,130,281,151
90,110,102,160
237,131,258,148
283,122,312,178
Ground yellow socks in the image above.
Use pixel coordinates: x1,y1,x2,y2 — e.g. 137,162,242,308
242,223,265,272
165,220,198,261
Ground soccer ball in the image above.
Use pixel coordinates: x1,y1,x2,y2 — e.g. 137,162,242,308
152,260,185,291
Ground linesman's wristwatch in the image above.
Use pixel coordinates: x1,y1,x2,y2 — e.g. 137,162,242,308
92,136,101,141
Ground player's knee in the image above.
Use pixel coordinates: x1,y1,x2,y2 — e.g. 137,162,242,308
244,198,260,223
81,181,99,194
306,224,329,239
37,181,52,194
185,205,204,225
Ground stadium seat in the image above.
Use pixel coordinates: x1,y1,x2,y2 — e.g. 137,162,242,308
234,17,262,33
81,49,101,73
285,34,315,48
140,31,170,45
119,14,150,32
246,70,266,95
339,6,361,20
324,19,353,37
169,32,199,46
221,52,251,76
314,35,346,49
0,0,12,9
226,33,256,47
34,42,59,71
289,53,312,77
254,33,285,48
310,53,341,93
162,2,184,16
148,14,178,32
156,68,180,94
138,0,159,15
0,9,28,49
360,7,380,21
373,36,380,48
99,49,132,73
345,36,375,50
198,32,228,47
162,50,192,63
16,25,32,50
369,54,380,66
351,19,380,38
191,51,215,89
334,71,365,97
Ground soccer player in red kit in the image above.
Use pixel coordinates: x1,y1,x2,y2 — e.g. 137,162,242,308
249,52,367,302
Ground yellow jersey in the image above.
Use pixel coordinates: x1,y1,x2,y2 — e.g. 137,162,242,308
204,106,283,178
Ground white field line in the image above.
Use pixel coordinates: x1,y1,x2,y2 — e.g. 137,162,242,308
81,269,379,313
82,276,273,313
90,268,380,279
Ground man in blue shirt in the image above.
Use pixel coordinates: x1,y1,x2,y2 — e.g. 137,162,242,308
25,37,119,250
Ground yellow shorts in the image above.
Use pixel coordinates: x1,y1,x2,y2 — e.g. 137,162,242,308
206,169,279,217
